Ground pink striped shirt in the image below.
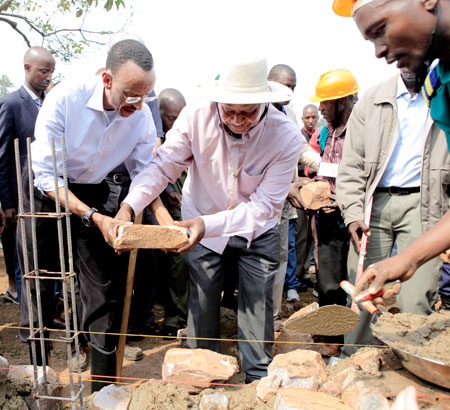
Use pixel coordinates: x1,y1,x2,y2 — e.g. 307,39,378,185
124,101,303,254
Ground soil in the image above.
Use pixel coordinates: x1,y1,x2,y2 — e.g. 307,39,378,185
3,256,450,409
0,254,316,403
373,311,450,365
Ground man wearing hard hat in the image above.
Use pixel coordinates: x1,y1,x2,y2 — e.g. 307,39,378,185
108,56,304,382
304,69,359,352
331,0,450,305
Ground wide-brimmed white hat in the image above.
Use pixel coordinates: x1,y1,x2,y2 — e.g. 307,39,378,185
196,56,293,104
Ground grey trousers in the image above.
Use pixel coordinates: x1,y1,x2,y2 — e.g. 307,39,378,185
185,227,280,381
273,201,290,316
342,191,441,356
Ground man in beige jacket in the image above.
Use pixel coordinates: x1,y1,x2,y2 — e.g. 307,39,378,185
337,69,450,356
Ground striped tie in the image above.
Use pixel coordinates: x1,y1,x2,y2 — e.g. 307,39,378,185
34,98,42,110
421,65,441,107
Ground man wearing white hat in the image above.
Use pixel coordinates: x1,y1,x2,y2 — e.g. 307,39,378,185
111,56,303,381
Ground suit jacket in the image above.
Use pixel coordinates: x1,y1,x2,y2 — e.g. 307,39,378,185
0,86,39,210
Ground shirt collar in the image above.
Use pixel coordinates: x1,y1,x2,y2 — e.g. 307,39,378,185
87,77,110,112
396,74,422,102
23,84,42,101
396,74,410,99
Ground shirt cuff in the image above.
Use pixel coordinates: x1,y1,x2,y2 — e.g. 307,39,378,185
200,213,226,238
122,190,151,219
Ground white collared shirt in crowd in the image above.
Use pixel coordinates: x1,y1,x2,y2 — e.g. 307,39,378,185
378,74,428,188
125,101,303,254
32,76,156,194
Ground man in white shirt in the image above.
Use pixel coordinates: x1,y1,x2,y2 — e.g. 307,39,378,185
111,57,303,382
336,69,450,356
20,39,169,392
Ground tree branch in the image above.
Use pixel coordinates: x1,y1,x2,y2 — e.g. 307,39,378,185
0,16,31,47
0,0,13,13
1,12,46,36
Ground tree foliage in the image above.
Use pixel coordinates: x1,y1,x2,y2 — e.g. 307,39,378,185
0,0,126,61
0,74,14,96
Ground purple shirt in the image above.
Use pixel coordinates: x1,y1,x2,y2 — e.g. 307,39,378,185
124,101,303,254
315,123,346,195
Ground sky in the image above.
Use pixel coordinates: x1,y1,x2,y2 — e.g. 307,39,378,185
0,0,398,118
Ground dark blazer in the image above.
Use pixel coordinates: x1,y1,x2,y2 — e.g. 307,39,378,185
0,86,39,210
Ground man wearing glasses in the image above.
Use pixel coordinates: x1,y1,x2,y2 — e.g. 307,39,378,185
21,39,171,392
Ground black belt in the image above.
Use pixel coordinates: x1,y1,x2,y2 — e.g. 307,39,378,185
106,172,130,185
375,186,420,195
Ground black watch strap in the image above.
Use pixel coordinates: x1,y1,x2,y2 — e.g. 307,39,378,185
81,207,98,227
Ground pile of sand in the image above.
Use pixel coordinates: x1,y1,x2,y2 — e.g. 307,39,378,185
372,311,450,365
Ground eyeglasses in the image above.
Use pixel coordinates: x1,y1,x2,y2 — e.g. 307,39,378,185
120,89,144,104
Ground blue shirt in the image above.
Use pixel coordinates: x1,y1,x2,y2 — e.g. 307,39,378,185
32,76,156,193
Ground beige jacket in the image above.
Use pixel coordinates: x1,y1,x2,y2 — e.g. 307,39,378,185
336,74,450,233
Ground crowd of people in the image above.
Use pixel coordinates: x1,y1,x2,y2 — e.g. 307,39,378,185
0,0,449,396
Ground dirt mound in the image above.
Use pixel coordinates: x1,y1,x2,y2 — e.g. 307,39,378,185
373,311,450,365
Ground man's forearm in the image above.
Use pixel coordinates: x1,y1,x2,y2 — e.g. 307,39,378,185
401,210,450,268
46,187,90,218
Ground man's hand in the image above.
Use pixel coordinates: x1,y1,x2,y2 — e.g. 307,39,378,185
153,137,163,156
173,217,205,253
4,208,17,228
0,209,6,235
168,192,182,209
354,254,414,304
348,220,371,252
93,212,131,248
115,203,134,223
287,178,312,209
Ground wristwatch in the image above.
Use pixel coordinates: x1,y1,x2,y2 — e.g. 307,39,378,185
81,208,98,228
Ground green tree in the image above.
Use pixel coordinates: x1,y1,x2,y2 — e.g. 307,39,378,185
0,0,126,61
0,74,14,96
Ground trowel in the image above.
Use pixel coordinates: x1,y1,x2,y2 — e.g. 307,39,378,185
282,302,360,336
282,280,396,336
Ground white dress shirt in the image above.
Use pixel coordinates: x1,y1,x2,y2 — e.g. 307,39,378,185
32,76,156,193
125,101,303,254
378,75,428,188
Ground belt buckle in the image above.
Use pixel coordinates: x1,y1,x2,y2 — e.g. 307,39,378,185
112,174,122,185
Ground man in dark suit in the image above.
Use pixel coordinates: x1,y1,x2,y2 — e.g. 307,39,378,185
0,46,55,303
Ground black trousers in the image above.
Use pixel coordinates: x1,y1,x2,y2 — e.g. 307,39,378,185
18,172,131,353
316,210,349,308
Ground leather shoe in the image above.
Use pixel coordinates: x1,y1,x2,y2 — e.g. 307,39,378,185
144,322,162,336
298,283,308,292
52,317,66,329
302,278,316,288
163,326,179,340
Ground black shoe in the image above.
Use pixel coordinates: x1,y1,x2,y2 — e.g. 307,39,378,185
163,326,179,340
439,294,450,311
298,283,308,292
5,290,19,304
245,374,260,384
302,278,316,288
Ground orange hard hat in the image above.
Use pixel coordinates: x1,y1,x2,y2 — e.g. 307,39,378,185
309,69,360,103
332,0,376,17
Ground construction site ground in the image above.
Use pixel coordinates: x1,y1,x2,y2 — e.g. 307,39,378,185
2,254,450,409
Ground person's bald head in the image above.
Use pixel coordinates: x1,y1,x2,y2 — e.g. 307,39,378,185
158,88,186,133
268,64,297,92
268,64,296,110
302,104,319,133
23,47,55,95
